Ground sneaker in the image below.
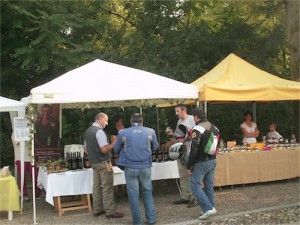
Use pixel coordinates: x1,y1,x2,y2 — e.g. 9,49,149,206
187,199,199,208
147,222,156,225
198,207,217,220
23,196,30,202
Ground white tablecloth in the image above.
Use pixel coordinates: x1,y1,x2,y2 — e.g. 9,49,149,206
113,161,179,185
38,168,93,206
38,161,179,206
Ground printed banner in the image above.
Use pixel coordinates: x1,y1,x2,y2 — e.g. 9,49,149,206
34,104,61,163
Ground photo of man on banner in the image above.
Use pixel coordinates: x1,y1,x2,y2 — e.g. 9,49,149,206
34,104,61,163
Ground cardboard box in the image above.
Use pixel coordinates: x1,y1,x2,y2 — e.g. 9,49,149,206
249,142,264,150
227,141,236,148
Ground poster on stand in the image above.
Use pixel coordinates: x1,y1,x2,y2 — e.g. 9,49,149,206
34,104,61,163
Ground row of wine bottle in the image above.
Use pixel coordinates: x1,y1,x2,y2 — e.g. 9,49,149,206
109,149,173,166
66,152,91,170
152,149,173,162
66,149,172,170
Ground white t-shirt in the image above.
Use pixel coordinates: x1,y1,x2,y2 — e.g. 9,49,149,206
174,115,196,162
174,115,196,140
240,121,258,144
267,131,282,139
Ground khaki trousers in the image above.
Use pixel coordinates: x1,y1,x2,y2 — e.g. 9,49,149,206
91,162,116,215
177,159,192,201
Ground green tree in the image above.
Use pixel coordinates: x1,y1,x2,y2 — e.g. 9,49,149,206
1,0,296,167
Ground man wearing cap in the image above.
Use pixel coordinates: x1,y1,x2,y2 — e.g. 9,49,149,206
166,104,197,208
187,108,219,220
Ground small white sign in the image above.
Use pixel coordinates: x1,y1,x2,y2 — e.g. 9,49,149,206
14,117,30,141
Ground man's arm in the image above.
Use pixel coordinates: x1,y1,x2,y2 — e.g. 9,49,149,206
100,140,116,153
113,134,123,154
186,129,201,170
151,130,159,151
96,129,116,154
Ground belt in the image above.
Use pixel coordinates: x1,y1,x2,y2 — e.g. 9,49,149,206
199,155,215,162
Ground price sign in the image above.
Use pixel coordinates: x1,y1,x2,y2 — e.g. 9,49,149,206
14,117,30,141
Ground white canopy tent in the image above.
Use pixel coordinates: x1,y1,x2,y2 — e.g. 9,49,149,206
25,59,198,224
0,96,26,212
29,59,198,107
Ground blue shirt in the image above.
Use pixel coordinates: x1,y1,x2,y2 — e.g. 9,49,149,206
113,123,159,169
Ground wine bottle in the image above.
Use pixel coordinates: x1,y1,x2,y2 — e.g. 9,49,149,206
152,151,157,162
158,149,163,162
163,147,169,161
78,152,83,169
71,152,78,170
67,153,73,170
83,153,91,168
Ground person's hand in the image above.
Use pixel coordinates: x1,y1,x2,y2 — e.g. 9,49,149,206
110,135,117,144
187,169,192,175
165,127,173,136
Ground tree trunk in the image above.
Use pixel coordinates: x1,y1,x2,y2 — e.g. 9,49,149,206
283,0,300,140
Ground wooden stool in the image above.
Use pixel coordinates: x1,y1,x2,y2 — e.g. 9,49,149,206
53,194,92,217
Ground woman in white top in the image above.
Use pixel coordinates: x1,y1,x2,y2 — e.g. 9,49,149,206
240,111,259,144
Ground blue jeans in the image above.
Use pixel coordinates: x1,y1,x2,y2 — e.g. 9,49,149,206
190,159,216,213
124,167,156,225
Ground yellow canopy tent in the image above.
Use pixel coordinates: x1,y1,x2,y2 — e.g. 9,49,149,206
192,53,300,103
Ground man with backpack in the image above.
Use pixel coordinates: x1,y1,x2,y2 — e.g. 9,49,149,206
187,108,220,220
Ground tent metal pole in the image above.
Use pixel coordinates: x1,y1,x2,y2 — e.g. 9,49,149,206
156,107,161,145
32,134,37,224
253,102,257,123
59,104,62,139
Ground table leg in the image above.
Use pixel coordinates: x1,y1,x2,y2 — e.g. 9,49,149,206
87,194,92,213
54,197,58,212
8,211,13,221
56,196,62,217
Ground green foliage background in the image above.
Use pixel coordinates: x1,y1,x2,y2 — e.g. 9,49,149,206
0,0,297,167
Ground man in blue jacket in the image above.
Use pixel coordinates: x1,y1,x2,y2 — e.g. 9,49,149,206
114,113,159,225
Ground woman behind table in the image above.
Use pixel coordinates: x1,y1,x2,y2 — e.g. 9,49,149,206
240,110,259,144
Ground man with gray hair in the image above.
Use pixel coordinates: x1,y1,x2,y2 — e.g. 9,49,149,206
85,112,124,219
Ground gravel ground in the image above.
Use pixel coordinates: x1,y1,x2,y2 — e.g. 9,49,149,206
1,178,299,225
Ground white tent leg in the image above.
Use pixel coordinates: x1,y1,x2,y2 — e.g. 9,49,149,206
31,136,37,224
19,141,25,213
10,111,24,212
